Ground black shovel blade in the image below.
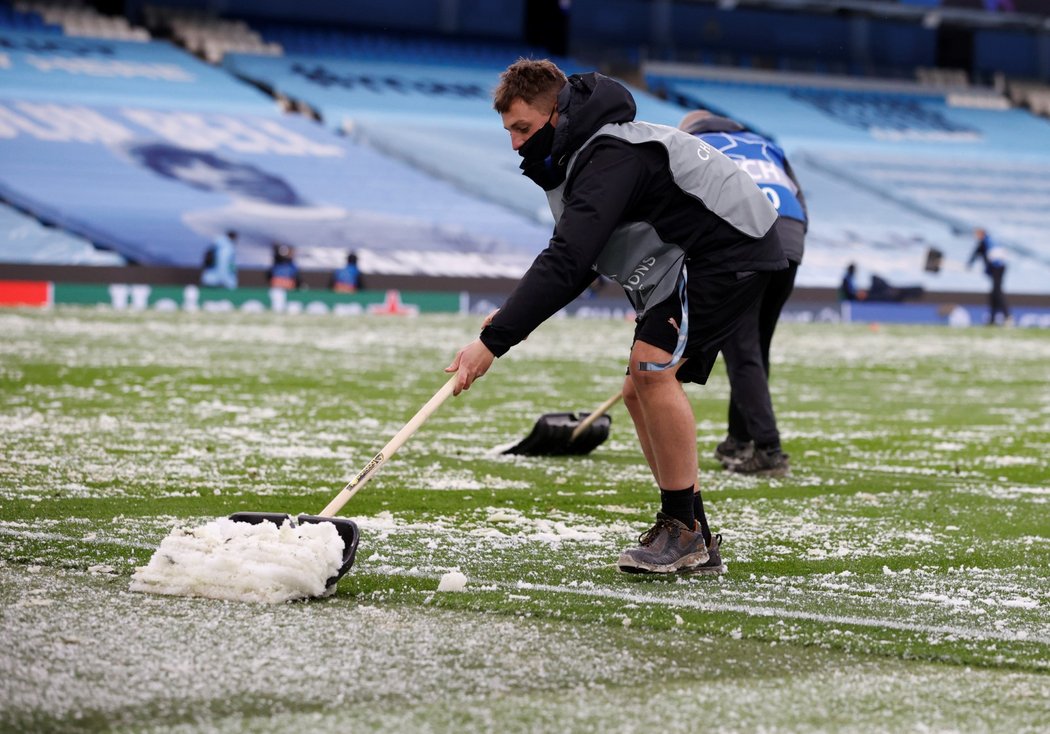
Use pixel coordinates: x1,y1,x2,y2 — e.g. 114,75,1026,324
502,411,612,456
228,511,361,590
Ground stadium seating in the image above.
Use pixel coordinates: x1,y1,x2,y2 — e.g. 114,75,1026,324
140,5,281,63
1006,79,1050,119
251,22,539,69
221,36,689,227
15,0,150,41
0,3,61,33
0,199,125,264
0,26,550,275
0,27,274,110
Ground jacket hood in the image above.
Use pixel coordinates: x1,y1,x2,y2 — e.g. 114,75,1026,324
551,72,637,165
680,113,745,136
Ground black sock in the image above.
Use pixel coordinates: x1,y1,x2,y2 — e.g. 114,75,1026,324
660,487,695,528
692,492,713,546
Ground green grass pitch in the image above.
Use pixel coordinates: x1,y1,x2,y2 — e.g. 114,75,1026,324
1,308,1048,732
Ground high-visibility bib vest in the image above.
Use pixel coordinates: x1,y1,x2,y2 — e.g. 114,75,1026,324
545,121,777,315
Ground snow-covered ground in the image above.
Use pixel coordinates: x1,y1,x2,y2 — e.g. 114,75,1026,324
1,310,1047,731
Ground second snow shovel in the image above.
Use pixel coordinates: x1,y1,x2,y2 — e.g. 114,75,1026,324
503,390,622,456
229,375,457,592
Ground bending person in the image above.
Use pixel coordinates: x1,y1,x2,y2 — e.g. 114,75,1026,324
447,60,786,575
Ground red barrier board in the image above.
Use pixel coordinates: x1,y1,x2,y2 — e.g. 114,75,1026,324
0,280,52,307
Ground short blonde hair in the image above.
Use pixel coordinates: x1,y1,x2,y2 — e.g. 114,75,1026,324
493,58,567,113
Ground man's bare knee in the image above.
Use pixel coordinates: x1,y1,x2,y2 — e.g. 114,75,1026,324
628,364,680,394
622,375,640,407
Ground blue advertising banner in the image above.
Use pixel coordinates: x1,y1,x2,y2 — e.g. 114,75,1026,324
841,301,1050,329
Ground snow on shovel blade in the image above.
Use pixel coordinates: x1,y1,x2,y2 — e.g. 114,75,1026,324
228,512,360,590
502,411,612,456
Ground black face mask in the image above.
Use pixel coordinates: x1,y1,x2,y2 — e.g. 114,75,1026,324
518,110,556,164
518,106,565,190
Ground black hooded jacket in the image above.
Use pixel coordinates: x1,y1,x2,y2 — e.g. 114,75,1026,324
480,73,786,357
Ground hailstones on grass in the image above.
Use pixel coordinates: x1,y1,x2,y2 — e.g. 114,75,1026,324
437,570,468,592
129,517,344,604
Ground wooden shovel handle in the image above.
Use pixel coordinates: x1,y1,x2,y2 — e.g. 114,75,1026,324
570,391,623,442
319,375,457,517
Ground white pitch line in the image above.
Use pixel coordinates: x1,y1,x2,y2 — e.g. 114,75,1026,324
505,581,1050,646
366,563,1049,646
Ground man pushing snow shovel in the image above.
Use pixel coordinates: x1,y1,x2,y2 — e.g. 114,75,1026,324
447,59,787,575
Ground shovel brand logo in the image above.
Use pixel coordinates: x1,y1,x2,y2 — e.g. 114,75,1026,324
356,452,385,484
624,256,658,291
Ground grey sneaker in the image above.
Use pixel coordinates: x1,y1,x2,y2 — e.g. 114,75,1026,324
618,513,710,574
727,447,790,477
683,533,726,575
714,436,754,466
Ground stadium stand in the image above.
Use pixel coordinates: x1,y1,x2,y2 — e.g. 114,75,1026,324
15,0,149,40
0,199,125,264
221,52,556,224
0,2,61,32
566,0,940,80
221,32,689,228
250,22,539,69
140,4,281,63
1006,78,1050,119
0,24,550,275
0,28,273,110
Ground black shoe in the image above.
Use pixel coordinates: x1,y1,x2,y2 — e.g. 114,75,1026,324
714,436,753,466
617,513,709,574
727,448,790,477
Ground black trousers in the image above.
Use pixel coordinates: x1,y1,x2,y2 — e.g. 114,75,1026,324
721,262,798,448
988,265,1010,324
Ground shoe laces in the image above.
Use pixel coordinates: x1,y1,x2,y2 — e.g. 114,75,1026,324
638,515,678,546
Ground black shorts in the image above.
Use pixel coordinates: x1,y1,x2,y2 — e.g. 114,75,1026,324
633,269,770,384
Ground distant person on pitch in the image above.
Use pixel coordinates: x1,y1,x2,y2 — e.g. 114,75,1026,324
200,229,238,290
330,251,362,293
267,243,302,290
968,227,1011,325
839,263,863,302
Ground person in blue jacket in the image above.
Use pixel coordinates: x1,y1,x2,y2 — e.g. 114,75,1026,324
968,227,1011,325
267,242,302,290
200,230,238,290
839,263,861,302
679,110,807,477
330,251,362,293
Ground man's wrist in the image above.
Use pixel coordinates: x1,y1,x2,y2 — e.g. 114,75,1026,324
479,329,508,358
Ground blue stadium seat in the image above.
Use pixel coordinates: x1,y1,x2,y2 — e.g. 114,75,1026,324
0,201,125,265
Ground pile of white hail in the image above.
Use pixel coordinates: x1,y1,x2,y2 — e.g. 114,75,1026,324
130,517,344,603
